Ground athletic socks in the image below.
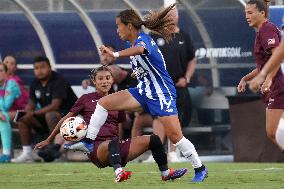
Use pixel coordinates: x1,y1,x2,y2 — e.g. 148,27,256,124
174,136,203,168
108,140,122,171
149,134,168,172
276,118,284,150
86,103,108,140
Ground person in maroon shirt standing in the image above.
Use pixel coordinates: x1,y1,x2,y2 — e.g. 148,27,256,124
237,0,284,151
35,66,187,182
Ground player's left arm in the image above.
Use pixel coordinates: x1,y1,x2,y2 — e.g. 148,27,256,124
34,112,74,150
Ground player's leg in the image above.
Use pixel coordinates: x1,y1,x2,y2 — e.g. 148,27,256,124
276,114,284,152
131,113,153,137
87,89,142,140
266,108,284,150
126,135,187,181
157,115,208,182
95,140,132,182
0,113,12,163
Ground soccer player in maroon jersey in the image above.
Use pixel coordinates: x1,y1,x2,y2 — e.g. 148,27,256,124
35,66,187,182
237,0,284,151
249,40,284,152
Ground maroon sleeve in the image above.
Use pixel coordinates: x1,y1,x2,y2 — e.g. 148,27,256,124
117,111,126,123
259,25,280,52
69,95,84,114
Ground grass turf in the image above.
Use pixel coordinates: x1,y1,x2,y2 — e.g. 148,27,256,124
0,162,284,189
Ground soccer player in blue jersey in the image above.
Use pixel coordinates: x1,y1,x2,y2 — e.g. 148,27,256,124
66,4,208,182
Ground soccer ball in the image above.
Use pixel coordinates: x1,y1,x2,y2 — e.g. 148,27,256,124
60,116,87,141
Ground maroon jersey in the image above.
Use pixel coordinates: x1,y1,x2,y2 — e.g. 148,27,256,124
70,92,126,141
254,21,284,100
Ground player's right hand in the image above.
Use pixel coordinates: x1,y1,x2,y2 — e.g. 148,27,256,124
237,79,246,93
99,45,113,57
34,139,50,150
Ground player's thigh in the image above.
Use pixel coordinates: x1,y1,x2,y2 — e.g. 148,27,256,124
99,89,142,112
96,140,111,166
157,115,183,144
266,108,284,137
127,136,150,162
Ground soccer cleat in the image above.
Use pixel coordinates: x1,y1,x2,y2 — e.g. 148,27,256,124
162,168,188,181
11,152,34,163
0,154,11,163
115,170,132,182
64,140,93,154
191,167,208,182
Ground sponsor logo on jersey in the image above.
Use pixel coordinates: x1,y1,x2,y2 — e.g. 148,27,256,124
267,38,275,45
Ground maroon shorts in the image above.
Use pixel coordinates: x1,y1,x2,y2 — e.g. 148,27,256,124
263,91,284,109
88,138,131,168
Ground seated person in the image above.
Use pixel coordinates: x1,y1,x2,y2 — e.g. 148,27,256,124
11,56,77,163
35,66,187,182
0,64,21,162
3,55,29,119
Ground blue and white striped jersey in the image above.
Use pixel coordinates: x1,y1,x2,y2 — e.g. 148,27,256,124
127,32,176,105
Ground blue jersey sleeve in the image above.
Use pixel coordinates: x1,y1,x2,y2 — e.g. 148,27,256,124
134,33,153,55
0,79,21,112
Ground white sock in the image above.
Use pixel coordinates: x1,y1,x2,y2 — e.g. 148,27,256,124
86,103,108,140
115,167,123,176
23,145,32,154
161,169,170,177
174,136,202,168
276,118,284,150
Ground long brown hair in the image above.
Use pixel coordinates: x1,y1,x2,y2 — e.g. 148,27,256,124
117,4,176,41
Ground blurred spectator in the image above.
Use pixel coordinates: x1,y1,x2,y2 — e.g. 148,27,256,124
132,6,197,162
0,63,21,163
11,56,77,163
3,55,29,119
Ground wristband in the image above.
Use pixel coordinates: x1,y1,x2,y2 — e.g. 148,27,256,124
113,52,120,58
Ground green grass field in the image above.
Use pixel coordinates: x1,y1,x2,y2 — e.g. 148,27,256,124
0,162,284,189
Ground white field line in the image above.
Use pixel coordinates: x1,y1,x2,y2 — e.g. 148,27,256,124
229,167,284,172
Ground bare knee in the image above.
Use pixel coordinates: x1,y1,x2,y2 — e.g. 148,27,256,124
266,129,276,140
167,132,183,144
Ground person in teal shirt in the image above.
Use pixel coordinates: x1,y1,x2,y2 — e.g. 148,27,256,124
0,63,21,162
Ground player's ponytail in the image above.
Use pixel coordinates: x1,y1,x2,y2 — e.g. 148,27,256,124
117,4,176,41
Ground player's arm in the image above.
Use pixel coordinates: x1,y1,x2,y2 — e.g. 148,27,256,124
241,68,259,82
100,45,145,58
34,112,74,150
237,68,258,93
261,41,284,77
